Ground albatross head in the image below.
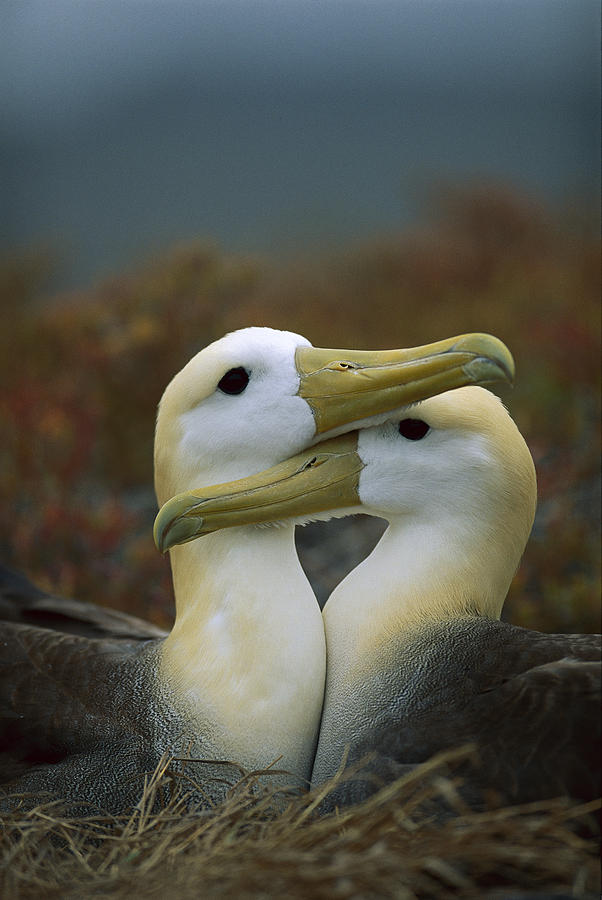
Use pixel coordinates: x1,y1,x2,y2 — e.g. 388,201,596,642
355,385,536,543
154,327,515,544
154,328,314,505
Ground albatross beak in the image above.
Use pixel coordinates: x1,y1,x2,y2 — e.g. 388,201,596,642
154,433,363,553
296,333,514,434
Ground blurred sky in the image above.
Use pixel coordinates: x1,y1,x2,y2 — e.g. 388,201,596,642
2,0,600,289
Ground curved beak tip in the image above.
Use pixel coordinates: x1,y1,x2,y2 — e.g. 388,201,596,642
464,354,515,387
453,333,515,384
154,510,207,553
153,523,168,554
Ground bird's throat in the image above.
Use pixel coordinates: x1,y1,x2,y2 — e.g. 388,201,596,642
159,525,326,778
323,519,513,675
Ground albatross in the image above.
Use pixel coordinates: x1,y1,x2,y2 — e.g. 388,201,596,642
1,327,512,811
158,384,601,811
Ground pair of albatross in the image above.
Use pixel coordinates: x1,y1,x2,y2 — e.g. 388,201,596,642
1,327,517,811
157,339,601,812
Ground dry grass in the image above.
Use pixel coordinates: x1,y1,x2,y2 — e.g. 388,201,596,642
1,748,599,900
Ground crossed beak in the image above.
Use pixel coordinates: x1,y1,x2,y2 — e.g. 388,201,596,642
155,332,514,552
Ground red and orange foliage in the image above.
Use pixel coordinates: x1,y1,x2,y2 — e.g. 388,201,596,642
1,183,599,632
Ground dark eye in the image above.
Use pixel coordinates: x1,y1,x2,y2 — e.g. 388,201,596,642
218,367,249,395
398,419,429,441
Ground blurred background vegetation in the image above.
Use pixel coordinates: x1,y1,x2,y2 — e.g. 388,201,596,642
0,182,599,632
2,2,600,633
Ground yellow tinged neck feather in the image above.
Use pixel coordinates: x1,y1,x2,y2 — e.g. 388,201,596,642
159,527,326,776
325,389,537,672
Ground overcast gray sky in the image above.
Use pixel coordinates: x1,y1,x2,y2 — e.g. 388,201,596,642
2,0,600,287
4,1,597,129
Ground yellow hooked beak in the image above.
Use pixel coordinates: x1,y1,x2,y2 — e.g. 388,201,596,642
154,434,363,553
296,333,514,434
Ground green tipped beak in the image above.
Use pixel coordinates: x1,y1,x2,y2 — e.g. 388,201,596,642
296,333,514,434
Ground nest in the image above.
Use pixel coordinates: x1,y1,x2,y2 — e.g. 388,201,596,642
1,746,599,900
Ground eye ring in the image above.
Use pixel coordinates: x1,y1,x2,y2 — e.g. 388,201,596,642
398,419,430,441
218,367,250,395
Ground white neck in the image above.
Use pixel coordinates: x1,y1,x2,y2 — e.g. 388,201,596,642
323,511,517,675
160,525,325,782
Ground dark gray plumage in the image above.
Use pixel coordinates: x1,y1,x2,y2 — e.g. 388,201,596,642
0,564,166,640
0,567,259,813
0,566,164,809
312,618,601,812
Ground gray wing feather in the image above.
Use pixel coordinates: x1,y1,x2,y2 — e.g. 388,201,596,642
0,564,167,639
